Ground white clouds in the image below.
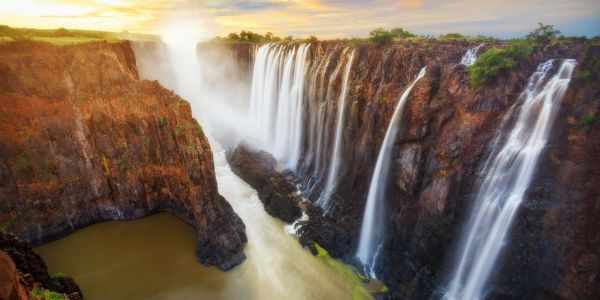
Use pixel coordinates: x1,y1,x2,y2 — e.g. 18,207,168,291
0,0,598,37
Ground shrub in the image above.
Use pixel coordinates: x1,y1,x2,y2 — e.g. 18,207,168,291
218,30,284,43
576,70,593,81
305,35,319,43
369,27,415,44
119,161,128,173
175,124,185,133
579,114,597,125
390,27,415,39
439,33,466,40
526,23,561,44
51,272,64,279
0,220,12,231
504,40,534,60
451,149,461,159
159,116,167,126
468,40,533,87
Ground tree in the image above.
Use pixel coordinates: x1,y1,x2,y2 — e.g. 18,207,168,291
369,28,395,44
390,27,415,39
227,32,240,41
306,35,318,42
526,23,561,44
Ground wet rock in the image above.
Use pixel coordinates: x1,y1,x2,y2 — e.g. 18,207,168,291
226,144,301,223
225,40,599,298
0,231,82,299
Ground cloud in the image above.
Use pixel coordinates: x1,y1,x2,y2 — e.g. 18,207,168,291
0,0,598,37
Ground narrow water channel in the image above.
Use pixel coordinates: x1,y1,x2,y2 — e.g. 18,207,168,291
37,142,373,300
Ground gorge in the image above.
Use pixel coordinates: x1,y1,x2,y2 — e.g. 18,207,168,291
0,26,599,300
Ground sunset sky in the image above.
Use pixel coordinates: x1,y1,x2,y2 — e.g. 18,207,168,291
1,0,599,39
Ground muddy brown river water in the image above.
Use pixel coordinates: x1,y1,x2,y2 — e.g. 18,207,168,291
37,147,375,300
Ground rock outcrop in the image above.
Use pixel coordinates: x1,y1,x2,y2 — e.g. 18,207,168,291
226,144,302,223
223,39,599,298
0,40,247,271
0,231,82,300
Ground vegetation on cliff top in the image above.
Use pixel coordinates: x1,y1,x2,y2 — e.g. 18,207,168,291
467,23,568,87
468,40,533,86
0,25,158,45
214,30,318,43
216,27,498,45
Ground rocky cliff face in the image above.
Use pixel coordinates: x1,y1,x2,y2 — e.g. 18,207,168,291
222,40,599,298
1,231,82,300
0,40,247,271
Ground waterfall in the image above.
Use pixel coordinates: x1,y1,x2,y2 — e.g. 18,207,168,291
460,43,485,66
356,67,427,278
317,49,356,212
248,44,356,212
444,59,576,300
248,43,311,170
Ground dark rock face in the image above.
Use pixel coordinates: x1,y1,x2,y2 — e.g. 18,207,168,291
0,231,82,299
0,40,247,271
224,40,599,298
226,144,301,223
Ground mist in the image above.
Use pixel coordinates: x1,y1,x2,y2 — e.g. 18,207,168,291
132,14,254,148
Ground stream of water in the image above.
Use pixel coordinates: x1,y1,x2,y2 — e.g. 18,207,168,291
37,143,373,300
37,34,374,300
356,67,427,278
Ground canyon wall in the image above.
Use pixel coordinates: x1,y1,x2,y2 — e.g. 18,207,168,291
223,40,599,298
1,231,82,299
0,40,247,271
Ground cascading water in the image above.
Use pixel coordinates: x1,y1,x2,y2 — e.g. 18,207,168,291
444,59,576,300
130,32,374,300
303,48,346,195
460,43,485,66
356,67,427,278
248,44,357,212
317,49,356,212
248,44,310,170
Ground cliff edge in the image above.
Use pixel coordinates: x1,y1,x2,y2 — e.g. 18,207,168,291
0,40,247,271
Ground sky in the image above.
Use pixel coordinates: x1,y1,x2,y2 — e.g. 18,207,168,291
1,0,599,39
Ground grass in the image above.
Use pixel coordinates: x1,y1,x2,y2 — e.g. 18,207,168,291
313,243,388,300
31,36,111,45
0,24,158,45
31,288,67,300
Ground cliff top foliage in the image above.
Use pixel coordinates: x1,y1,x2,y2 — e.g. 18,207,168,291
216,27,500,45
468,40,533,87
466,23,594,87
213,30,319,43
0,25,158,45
